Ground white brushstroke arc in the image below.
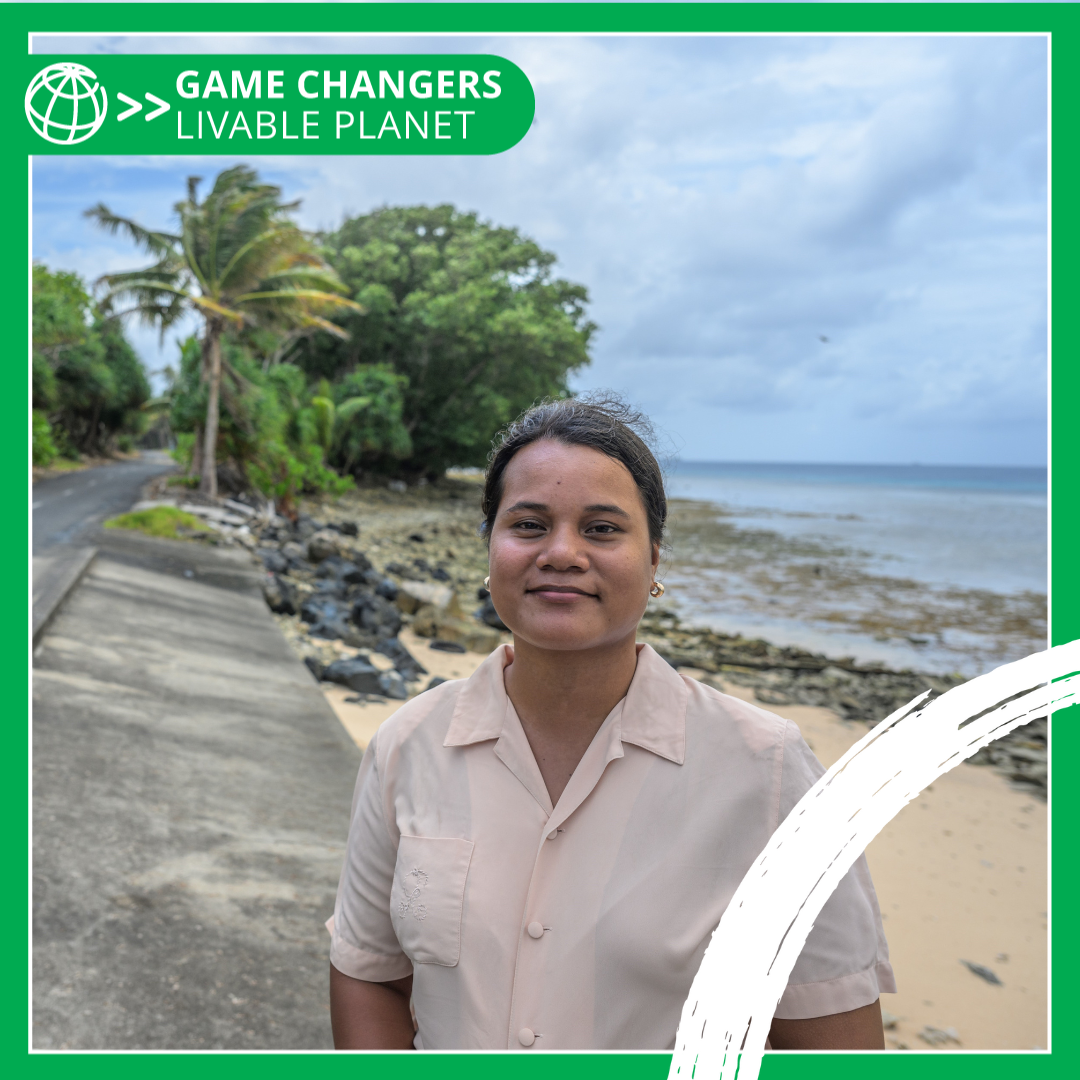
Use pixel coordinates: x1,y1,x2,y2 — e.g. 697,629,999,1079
670,641,1076,1080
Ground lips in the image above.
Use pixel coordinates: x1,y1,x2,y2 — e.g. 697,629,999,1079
527,584,597,601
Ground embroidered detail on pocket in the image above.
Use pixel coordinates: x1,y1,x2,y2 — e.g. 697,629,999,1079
393,836,474,966
398,867,430,921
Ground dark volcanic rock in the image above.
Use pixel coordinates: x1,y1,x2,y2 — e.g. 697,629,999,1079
378,670,408,700
258,548,288,574
316,554,372,586
313,578,347,600
430,640,467,654
303,656,325,682
375,637,427,679
261,574,297,616
310,616,354,642
375,578,399,602
307,530,343,563
294,515,321,542
424,676,449,692
300,595,340,626
351,594,402,639
324,656,383,695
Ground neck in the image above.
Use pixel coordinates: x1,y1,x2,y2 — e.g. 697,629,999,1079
503,631,641,805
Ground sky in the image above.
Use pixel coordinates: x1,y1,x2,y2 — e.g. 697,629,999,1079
31,33,1048,466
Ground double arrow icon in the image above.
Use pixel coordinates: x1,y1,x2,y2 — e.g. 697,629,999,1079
116,92,170,122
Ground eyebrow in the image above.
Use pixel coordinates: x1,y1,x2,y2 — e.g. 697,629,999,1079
502,501,631,519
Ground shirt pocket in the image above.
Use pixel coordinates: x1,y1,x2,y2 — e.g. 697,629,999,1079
392,835,474,967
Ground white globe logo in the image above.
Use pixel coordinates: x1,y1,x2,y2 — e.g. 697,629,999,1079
25,62,108,145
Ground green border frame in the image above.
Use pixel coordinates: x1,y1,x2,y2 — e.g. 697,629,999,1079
16,3,1069,1078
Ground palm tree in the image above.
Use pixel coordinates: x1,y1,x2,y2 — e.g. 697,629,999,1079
86,166,362,497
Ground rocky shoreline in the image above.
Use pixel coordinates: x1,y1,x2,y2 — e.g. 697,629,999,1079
135,474,1049,799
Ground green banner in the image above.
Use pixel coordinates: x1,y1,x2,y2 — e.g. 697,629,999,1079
23,54,535,154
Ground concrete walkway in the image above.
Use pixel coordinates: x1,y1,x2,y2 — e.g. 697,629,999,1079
32,527,362,1049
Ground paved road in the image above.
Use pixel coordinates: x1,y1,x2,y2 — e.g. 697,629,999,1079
33,452,177,555
33,527,361,1048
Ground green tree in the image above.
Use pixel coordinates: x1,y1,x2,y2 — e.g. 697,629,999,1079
86,165,362,496
304,204,594,475
32,264,150,456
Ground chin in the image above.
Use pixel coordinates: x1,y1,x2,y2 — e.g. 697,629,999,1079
509,613,629,653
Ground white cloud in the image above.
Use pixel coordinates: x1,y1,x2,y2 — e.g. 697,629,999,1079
31,33,1047,464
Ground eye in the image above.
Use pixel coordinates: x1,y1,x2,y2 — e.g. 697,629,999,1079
586,522,621,535
513,518,546,532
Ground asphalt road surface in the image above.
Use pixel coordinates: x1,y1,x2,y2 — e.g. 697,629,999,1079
32,452,177,555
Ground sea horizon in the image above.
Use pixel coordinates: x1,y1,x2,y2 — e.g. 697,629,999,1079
660,457,1047,677
668,459,1047,494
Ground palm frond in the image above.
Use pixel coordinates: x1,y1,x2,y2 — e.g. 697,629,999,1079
217,226,306,291
189,295,245,325
256,266,351,293
336,396,373,421
84,204,180,257
233,289,364,310
292,313,352,340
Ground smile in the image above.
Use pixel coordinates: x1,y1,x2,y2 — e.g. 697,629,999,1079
527,585,597,602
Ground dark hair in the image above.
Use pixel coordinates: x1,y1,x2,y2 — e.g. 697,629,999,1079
481,394,667,544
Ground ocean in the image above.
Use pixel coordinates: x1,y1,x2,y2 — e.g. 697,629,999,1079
661,461,1048,677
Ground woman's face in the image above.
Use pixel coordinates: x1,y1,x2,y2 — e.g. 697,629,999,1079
487,439,660,653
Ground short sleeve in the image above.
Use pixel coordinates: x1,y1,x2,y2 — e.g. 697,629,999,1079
329,734,414,982
774,721,897,1019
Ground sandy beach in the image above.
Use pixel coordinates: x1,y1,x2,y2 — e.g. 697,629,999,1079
280,479,1047,1052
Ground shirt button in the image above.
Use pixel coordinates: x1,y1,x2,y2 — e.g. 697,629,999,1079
547,830,558,840
518,1027,536,1047
527,921,544,939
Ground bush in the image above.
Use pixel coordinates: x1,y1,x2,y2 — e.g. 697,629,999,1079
32,410,59,467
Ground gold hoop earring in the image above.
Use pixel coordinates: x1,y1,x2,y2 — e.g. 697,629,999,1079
483,576,490,589
650,581,665,598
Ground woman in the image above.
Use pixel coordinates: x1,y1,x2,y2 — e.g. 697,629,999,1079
328,397,895,1050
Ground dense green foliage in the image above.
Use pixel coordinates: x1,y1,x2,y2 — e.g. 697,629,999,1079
47,166,593,493
302,204,594,475
32,264,151,461
167,335,411,512
88,166,361,496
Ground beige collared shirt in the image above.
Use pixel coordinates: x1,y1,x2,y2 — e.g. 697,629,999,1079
330,644,895,1050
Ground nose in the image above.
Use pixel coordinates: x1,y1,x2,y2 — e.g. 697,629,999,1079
536,522,589,574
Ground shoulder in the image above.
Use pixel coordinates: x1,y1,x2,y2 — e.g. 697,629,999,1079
683,676,826,803
682,674,795,754
369,678,467,764
371,643,511,769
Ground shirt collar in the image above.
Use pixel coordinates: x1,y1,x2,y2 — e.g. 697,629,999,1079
444,642,687,765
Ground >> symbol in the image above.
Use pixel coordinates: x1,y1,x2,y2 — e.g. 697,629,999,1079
116,92,170,122
25,62,107,144
145,93,169,121
116,93,142,121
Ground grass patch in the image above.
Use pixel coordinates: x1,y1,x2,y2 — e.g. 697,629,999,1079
104,506,212,540
166,475,201,489
40,457,87,473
